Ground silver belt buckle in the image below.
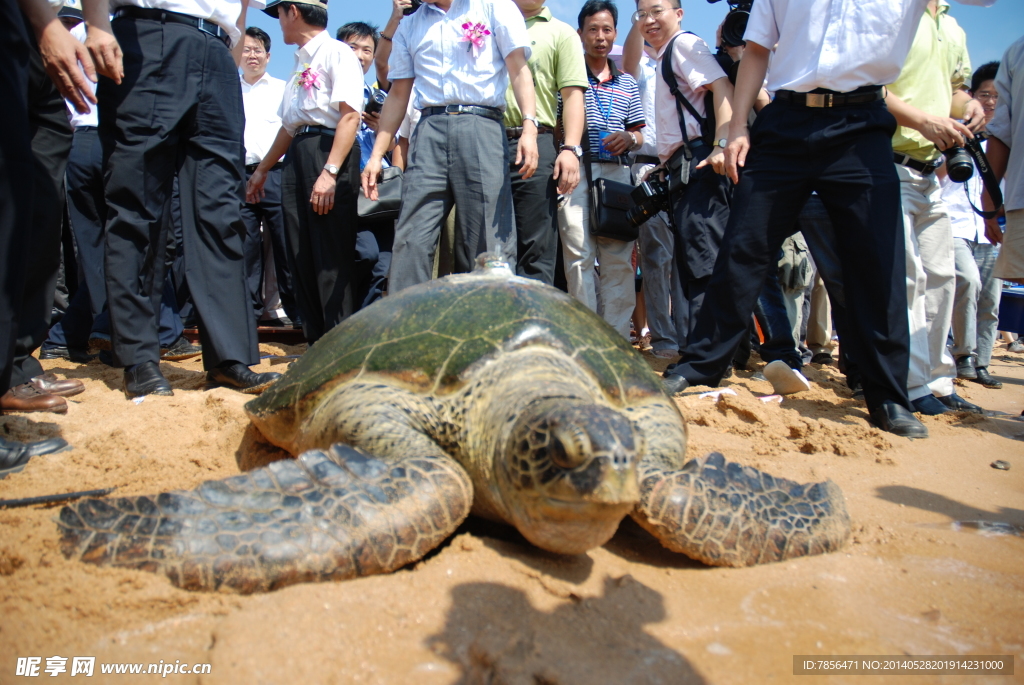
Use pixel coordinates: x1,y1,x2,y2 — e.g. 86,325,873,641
805,93,833,108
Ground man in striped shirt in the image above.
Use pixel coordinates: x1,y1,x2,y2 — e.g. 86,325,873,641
558,0,645,340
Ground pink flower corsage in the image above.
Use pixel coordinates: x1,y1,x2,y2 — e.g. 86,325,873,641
460,22,491,57
295,63,322,92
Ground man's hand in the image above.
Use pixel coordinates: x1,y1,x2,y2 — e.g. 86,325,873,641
310,171,337,215
390,0,412,19
552,150,580,195
361,156,383,200
362,110,381,132
696,146,727,175
516,130,539,180
599,130,633,156
961,98,987,132
246,168,268,204
85,24,123,83
917,114,973,150
725,127,749,184
37,18,97,113
984,217,1003,245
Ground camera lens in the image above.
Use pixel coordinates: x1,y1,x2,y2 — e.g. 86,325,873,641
721,9,749,47
943,146,974,183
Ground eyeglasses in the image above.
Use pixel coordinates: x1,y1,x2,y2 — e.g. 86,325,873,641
242,47,266,56
974,90,998,102
631,6,670,23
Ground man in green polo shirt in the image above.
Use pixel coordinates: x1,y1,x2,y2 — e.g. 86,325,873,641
505,0,588,285
884,0,988,417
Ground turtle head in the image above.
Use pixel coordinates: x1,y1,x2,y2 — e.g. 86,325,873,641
499,400,641,554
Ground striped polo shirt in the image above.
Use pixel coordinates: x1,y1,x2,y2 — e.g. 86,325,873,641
583,58,645,164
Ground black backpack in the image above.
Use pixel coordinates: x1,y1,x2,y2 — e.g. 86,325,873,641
661,32,717,149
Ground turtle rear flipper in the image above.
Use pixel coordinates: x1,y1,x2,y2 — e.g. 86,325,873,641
57,445,473,593
632,452,851,567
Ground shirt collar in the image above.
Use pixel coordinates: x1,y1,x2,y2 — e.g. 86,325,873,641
240,71,272,87
298,29,330,61
586,57,623,85
530,6,552,22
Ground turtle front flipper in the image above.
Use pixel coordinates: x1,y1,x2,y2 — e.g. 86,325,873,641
56,445,473,593
632,452,851,567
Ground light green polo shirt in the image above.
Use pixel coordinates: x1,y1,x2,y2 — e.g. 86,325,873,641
888,0,971,163
504,6,589,128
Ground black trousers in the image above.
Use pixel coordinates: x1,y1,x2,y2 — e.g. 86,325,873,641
671,146,732,351
0,0,32,395
354,220,393,310
508,131,559,285
100,16,257,370
281,132,360,343
241,166,299,321
670,99,912,412
11,28,74,387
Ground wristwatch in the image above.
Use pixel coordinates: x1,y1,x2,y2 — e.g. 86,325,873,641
522,115,540,128
560,145,583,159
715,138,728,149
323,163,339,176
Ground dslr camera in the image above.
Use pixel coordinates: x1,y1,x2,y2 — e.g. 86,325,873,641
627,176,673,228
942,132,989,183
364,88,387,115
708,0,753,48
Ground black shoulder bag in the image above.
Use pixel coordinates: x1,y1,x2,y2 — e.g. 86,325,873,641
583,131,640,242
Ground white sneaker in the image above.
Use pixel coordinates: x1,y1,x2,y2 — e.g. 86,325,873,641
763,360,811,395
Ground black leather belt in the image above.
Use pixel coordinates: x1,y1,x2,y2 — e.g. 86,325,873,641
505,124,554,139
245,161,284,174
893,152,941,175
774,86,884,108
294,125,335,137
421,104,504,122
112,7,231,48
633,154,660,165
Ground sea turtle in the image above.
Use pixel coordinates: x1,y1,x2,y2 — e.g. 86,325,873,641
56,256,850,593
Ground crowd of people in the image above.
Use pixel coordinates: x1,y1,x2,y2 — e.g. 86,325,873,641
2,0,1023,471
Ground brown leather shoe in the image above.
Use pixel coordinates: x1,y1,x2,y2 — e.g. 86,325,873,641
30,373,85,398
1,383,68,414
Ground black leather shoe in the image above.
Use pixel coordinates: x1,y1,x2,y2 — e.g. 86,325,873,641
936,392,984,415
972,367,1003,389
869,401,929,439
911,394,950,415
955,355,977,380
207,362,281,394
39,345,95,363
123,361,173,398
662,373,690,395
0,435,70,479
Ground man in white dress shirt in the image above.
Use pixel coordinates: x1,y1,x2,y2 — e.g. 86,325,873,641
85,0,280,398
662,0,998,439
247,0,365,343
239,26,299,328
360,0,539,293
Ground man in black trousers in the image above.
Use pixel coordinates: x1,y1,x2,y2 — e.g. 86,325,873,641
87,0,280,397
660,0,947,439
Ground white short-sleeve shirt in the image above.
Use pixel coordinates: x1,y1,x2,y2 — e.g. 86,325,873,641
653,31,727,161
241,72,286,165
279,30,366,136
745,0,996,94
388,0,531,110
110,0,265,47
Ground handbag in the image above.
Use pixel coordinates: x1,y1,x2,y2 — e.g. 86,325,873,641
582,133,639,242
357,165,403,222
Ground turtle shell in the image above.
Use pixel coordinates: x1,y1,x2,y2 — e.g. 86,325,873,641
246,265,665,435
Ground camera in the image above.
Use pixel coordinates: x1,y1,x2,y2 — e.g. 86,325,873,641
943,132,989,184
403,0,422,16
364,88,387,115
707,0,753,48
627,177,672,228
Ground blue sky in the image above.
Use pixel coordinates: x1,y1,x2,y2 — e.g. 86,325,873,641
248,0,1022,84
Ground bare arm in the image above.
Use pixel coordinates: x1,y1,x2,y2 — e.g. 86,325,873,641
375,0,410,91
393,137,409,170
622,19,643,80
982,134,1009,245
309,106,360,215
81,0,122,83
246,126,294,203
231,0,251,66
695,75,734,175
18,0,97,112
724,40,769,183
884,90,973,150
553,86,585,194
361,77,413,199
507,47,538,180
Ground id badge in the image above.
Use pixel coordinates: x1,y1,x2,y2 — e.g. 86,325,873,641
597,130,615,161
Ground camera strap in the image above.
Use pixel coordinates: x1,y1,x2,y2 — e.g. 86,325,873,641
964,138,1004,220
661,33,714,152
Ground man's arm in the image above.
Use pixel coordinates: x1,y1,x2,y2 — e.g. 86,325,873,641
246,127,294,203
361,77,413,199
724,40,769,183
231,0,251,66
18,0,98,112
982,134,1009,244
695,75,734,175
375,0,411,91
310,106,360,215
507,46,539,180
952,88,986,131
884,90,973,150
554,86,585,194
81,0,122,82
622,19,643,80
